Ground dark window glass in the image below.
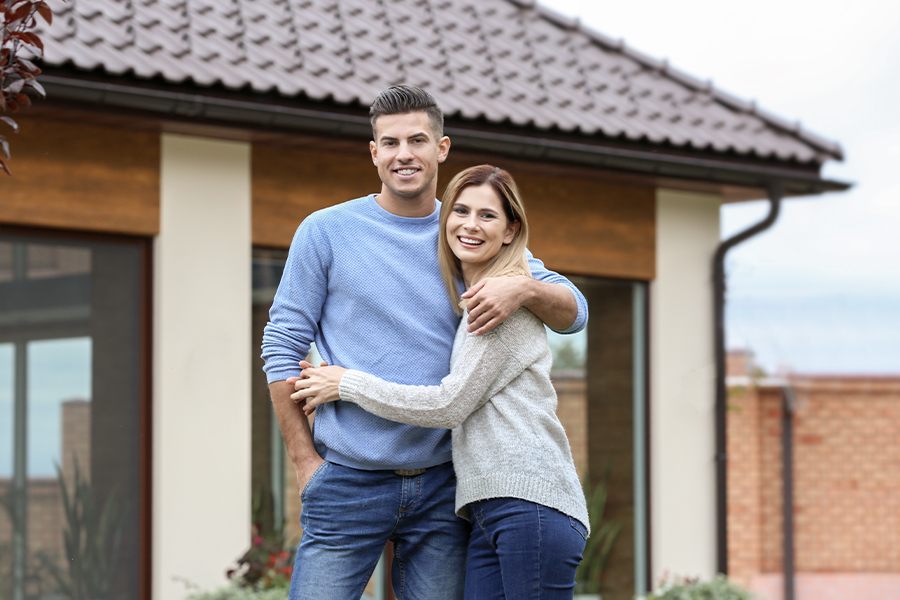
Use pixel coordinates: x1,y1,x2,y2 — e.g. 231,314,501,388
547,278,649,600
0,232,147,600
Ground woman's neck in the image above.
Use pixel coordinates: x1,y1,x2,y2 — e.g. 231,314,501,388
460,262,481,290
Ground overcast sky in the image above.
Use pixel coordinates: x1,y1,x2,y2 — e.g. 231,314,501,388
543,0,900,373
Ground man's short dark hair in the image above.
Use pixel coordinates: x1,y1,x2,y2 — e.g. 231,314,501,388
369,85,444,140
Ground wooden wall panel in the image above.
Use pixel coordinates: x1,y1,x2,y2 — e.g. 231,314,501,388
254,146,655,280
516,172,655,280
252,144,382,248
0,118,159,236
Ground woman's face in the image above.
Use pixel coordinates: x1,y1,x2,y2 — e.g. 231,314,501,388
445,184,520,281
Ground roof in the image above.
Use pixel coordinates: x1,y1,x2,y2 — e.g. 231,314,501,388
38,0,843,166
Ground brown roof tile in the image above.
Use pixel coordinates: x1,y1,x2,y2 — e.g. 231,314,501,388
39,0,842,163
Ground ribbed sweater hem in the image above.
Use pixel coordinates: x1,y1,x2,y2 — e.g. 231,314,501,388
455,472,590,535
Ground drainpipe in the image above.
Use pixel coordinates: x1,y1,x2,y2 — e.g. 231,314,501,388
781,385,796,600
713,183,784,574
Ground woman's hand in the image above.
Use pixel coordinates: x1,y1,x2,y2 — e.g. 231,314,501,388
291,360,347,415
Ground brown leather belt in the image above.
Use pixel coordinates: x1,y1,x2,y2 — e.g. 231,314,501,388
393,468,428,477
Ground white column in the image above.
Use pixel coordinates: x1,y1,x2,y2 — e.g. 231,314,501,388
154,134,252,599
649,188,721,583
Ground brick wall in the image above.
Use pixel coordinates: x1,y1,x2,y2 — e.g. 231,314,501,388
727,375,900,594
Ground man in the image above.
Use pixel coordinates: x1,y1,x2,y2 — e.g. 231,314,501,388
262,85,587,600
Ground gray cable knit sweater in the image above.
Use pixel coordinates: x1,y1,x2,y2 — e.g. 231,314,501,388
338,308,590,533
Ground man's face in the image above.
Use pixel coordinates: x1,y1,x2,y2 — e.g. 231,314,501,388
370,111,450,210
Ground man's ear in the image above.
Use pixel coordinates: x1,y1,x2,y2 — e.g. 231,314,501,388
437,136,451,164
370,140,378,165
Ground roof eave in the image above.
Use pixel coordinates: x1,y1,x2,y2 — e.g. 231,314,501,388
39,74,850,197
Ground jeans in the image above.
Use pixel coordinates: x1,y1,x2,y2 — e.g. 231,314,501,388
465,498,587,600
289,461,469,600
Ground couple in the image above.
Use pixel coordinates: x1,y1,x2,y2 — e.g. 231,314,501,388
262,85,589,600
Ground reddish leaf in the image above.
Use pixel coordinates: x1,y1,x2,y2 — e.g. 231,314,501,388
25,31,44,53
36,2,51,25
25,78,45,96
15,93,30,106
17,57,37,72
3,78,25,94
9,3,31,23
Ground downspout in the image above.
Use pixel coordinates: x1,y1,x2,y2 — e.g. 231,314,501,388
713,183,784,574
781,385,797,600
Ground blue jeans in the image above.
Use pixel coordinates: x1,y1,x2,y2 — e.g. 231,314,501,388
289,461,469,600
465,498,587,600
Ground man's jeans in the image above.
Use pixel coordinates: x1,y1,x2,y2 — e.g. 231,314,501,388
464,498,587,600
289,461,469,600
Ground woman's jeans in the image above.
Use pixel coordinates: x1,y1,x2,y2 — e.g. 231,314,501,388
289,461,469,600
465,497,587,600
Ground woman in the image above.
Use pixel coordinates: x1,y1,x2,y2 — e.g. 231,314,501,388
292,164,588,599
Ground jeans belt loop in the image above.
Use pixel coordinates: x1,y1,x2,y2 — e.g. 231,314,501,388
394,467,428,477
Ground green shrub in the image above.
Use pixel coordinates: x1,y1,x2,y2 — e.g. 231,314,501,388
181,581,289,600
646,574,753,600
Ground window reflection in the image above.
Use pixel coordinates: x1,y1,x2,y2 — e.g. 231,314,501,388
251,248,385,599
547,278,649,600
0,235,145,600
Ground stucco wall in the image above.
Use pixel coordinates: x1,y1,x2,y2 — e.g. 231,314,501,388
154,134,252,600
649,188,721,583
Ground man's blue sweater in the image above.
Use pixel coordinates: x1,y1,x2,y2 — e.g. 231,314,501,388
262,194,587,470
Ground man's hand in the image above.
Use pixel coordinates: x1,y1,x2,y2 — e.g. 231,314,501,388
462,275,578,334
462,276,532,335
294,453,325,497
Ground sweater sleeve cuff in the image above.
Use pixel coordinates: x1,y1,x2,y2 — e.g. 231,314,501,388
338,369,369,403
265,368,303,385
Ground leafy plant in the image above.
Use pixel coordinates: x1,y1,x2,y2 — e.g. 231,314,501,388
1,0,56,175
225,527,294,591
39,459,124,600
222,485,294,589
178,578,293,600
575,462,624,594
646,574,753,600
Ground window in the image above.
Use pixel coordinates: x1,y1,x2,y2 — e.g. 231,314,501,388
0,231,148,600
547,277,649,600
251,248,386,598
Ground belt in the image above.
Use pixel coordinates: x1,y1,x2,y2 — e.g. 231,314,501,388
393,468,428,477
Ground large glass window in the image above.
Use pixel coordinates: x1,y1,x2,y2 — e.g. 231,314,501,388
252,248,386,598
548,278,648,600
0,232,148,600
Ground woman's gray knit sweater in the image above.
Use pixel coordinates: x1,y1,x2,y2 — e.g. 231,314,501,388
338,308,589,533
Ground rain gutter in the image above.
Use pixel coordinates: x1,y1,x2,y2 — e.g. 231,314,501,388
39,75,850,197
781,385,797,600
713,184,783,574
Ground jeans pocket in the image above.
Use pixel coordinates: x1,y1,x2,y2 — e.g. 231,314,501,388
569,516,588,541
300,461,330,502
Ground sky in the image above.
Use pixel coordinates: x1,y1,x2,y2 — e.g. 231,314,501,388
543,0,900,374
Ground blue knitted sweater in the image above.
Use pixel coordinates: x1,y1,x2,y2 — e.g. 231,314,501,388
262,194,587,470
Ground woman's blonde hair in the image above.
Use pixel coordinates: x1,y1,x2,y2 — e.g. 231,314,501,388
438,164,531,315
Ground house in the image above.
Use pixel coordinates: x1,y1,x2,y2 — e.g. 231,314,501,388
0,0,846,599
